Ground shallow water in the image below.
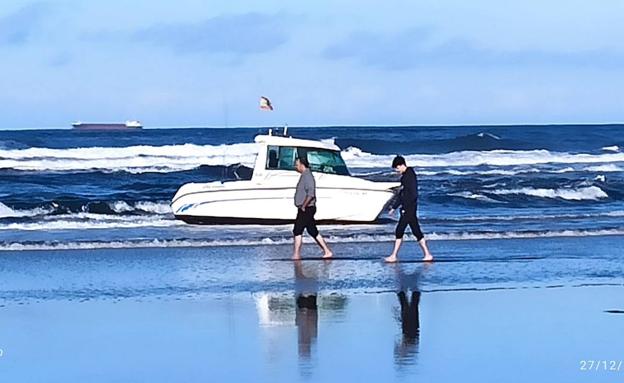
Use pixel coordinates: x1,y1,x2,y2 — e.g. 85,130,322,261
0,235,623,304
0,286,622,382
1,234,623,382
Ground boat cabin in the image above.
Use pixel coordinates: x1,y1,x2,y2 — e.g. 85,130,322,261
252,135,350,179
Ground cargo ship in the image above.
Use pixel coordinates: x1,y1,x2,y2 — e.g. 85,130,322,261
71,120,143,130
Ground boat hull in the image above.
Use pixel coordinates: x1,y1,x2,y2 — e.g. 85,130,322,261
171,179,398,224
72,124,142,131
174,215,386,225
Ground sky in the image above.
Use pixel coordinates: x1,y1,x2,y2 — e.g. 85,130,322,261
1,0,623,129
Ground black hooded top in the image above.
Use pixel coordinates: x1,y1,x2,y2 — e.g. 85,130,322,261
392,167,418,211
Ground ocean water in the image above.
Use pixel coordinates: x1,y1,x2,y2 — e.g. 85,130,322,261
0,124,623,250
2,125,624,382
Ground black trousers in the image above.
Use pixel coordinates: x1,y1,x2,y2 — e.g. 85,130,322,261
395,207,424,241
293,206,319,237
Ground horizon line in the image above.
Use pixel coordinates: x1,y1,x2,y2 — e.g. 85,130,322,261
3,121,624,132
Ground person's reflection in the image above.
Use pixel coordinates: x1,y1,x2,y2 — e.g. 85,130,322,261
394,264,427,366
294,260,318,361
397,290,420,349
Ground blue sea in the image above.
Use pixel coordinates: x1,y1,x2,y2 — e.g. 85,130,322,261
0,124,623,250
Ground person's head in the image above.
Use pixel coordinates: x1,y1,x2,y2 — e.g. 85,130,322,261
392,155,407,174
295,157,310,173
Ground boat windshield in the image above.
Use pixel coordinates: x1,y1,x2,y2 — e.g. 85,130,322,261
298,147,350,176
266,146,350,176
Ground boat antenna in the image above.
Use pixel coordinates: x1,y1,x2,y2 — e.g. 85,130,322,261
221,88,229,181
283,123,288,137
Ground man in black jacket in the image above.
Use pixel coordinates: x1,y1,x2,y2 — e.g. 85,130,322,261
385,155,433,263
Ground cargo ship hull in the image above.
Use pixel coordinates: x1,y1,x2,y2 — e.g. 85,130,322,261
71,121,142,130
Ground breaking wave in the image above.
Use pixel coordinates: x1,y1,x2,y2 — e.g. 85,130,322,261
491,186,609,201
341,147,624,169
0,202,54,218
584,164,623,172
0,143,259,173
108,201,172,214
0,213,181,231
447,192,501,203
2,143,624,174
0,200,172,219
602,145,620,152
2,228,624,251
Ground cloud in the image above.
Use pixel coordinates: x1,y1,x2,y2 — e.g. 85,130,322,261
132,12,290,56
323,28,624,70
0,2,51,45
48,51,72,67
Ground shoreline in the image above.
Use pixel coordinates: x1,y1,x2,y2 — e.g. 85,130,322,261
2,231,624,252
1,234,623,305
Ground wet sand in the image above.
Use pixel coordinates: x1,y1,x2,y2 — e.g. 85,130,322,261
0,285,622,382
0,236,623,382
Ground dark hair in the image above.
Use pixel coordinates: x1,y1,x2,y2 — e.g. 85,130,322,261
392,155,406,168
296,156,310,168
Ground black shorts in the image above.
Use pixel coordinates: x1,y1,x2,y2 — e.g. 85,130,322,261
395,207,424,241
293,206,319,237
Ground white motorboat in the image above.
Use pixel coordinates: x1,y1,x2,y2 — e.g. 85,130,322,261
171,132,399,224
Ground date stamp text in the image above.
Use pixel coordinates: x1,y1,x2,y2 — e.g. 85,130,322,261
579,360,622,372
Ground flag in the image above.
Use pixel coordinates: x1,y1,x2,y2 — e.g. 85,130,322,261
260,96,273,111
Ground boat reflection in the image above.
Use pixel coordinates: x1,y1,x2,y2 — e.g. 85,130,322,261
255,261,429,371
254,260,347,370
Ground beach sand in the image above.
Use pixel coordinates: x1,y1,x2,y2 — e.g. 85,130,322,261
0,236,623,382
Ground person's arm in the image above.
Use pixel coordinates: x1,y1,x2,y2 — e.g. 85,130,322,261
390,191,402,211
301,196,312,211
389,174,406,213
301,173,316,211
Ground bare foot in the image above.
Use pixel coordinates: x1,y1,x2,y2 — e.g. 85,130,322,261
322,251,333,259
384,255,398,263
423,254,434,262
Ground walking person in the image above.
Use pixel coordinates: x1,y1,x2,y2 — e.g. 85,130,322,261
385,156,433,263
292,157,333,260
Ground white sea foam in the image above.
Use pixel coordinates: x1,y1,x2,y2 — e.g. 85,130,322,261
426,229,624,241
2,228,624,251
109,201,134,213
584,164,623,172
342,147,624,169
415,167,581,177
448,192,501,203
491,186,608,201
0,213,181,231
552,167,576,173
0,202,17,218
602,145,620,152
135,201,172,214
3,143,624,173
477,132,501,140
108,201,172,214
0,143,259,173
0,202,54,218
434,210,624,222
